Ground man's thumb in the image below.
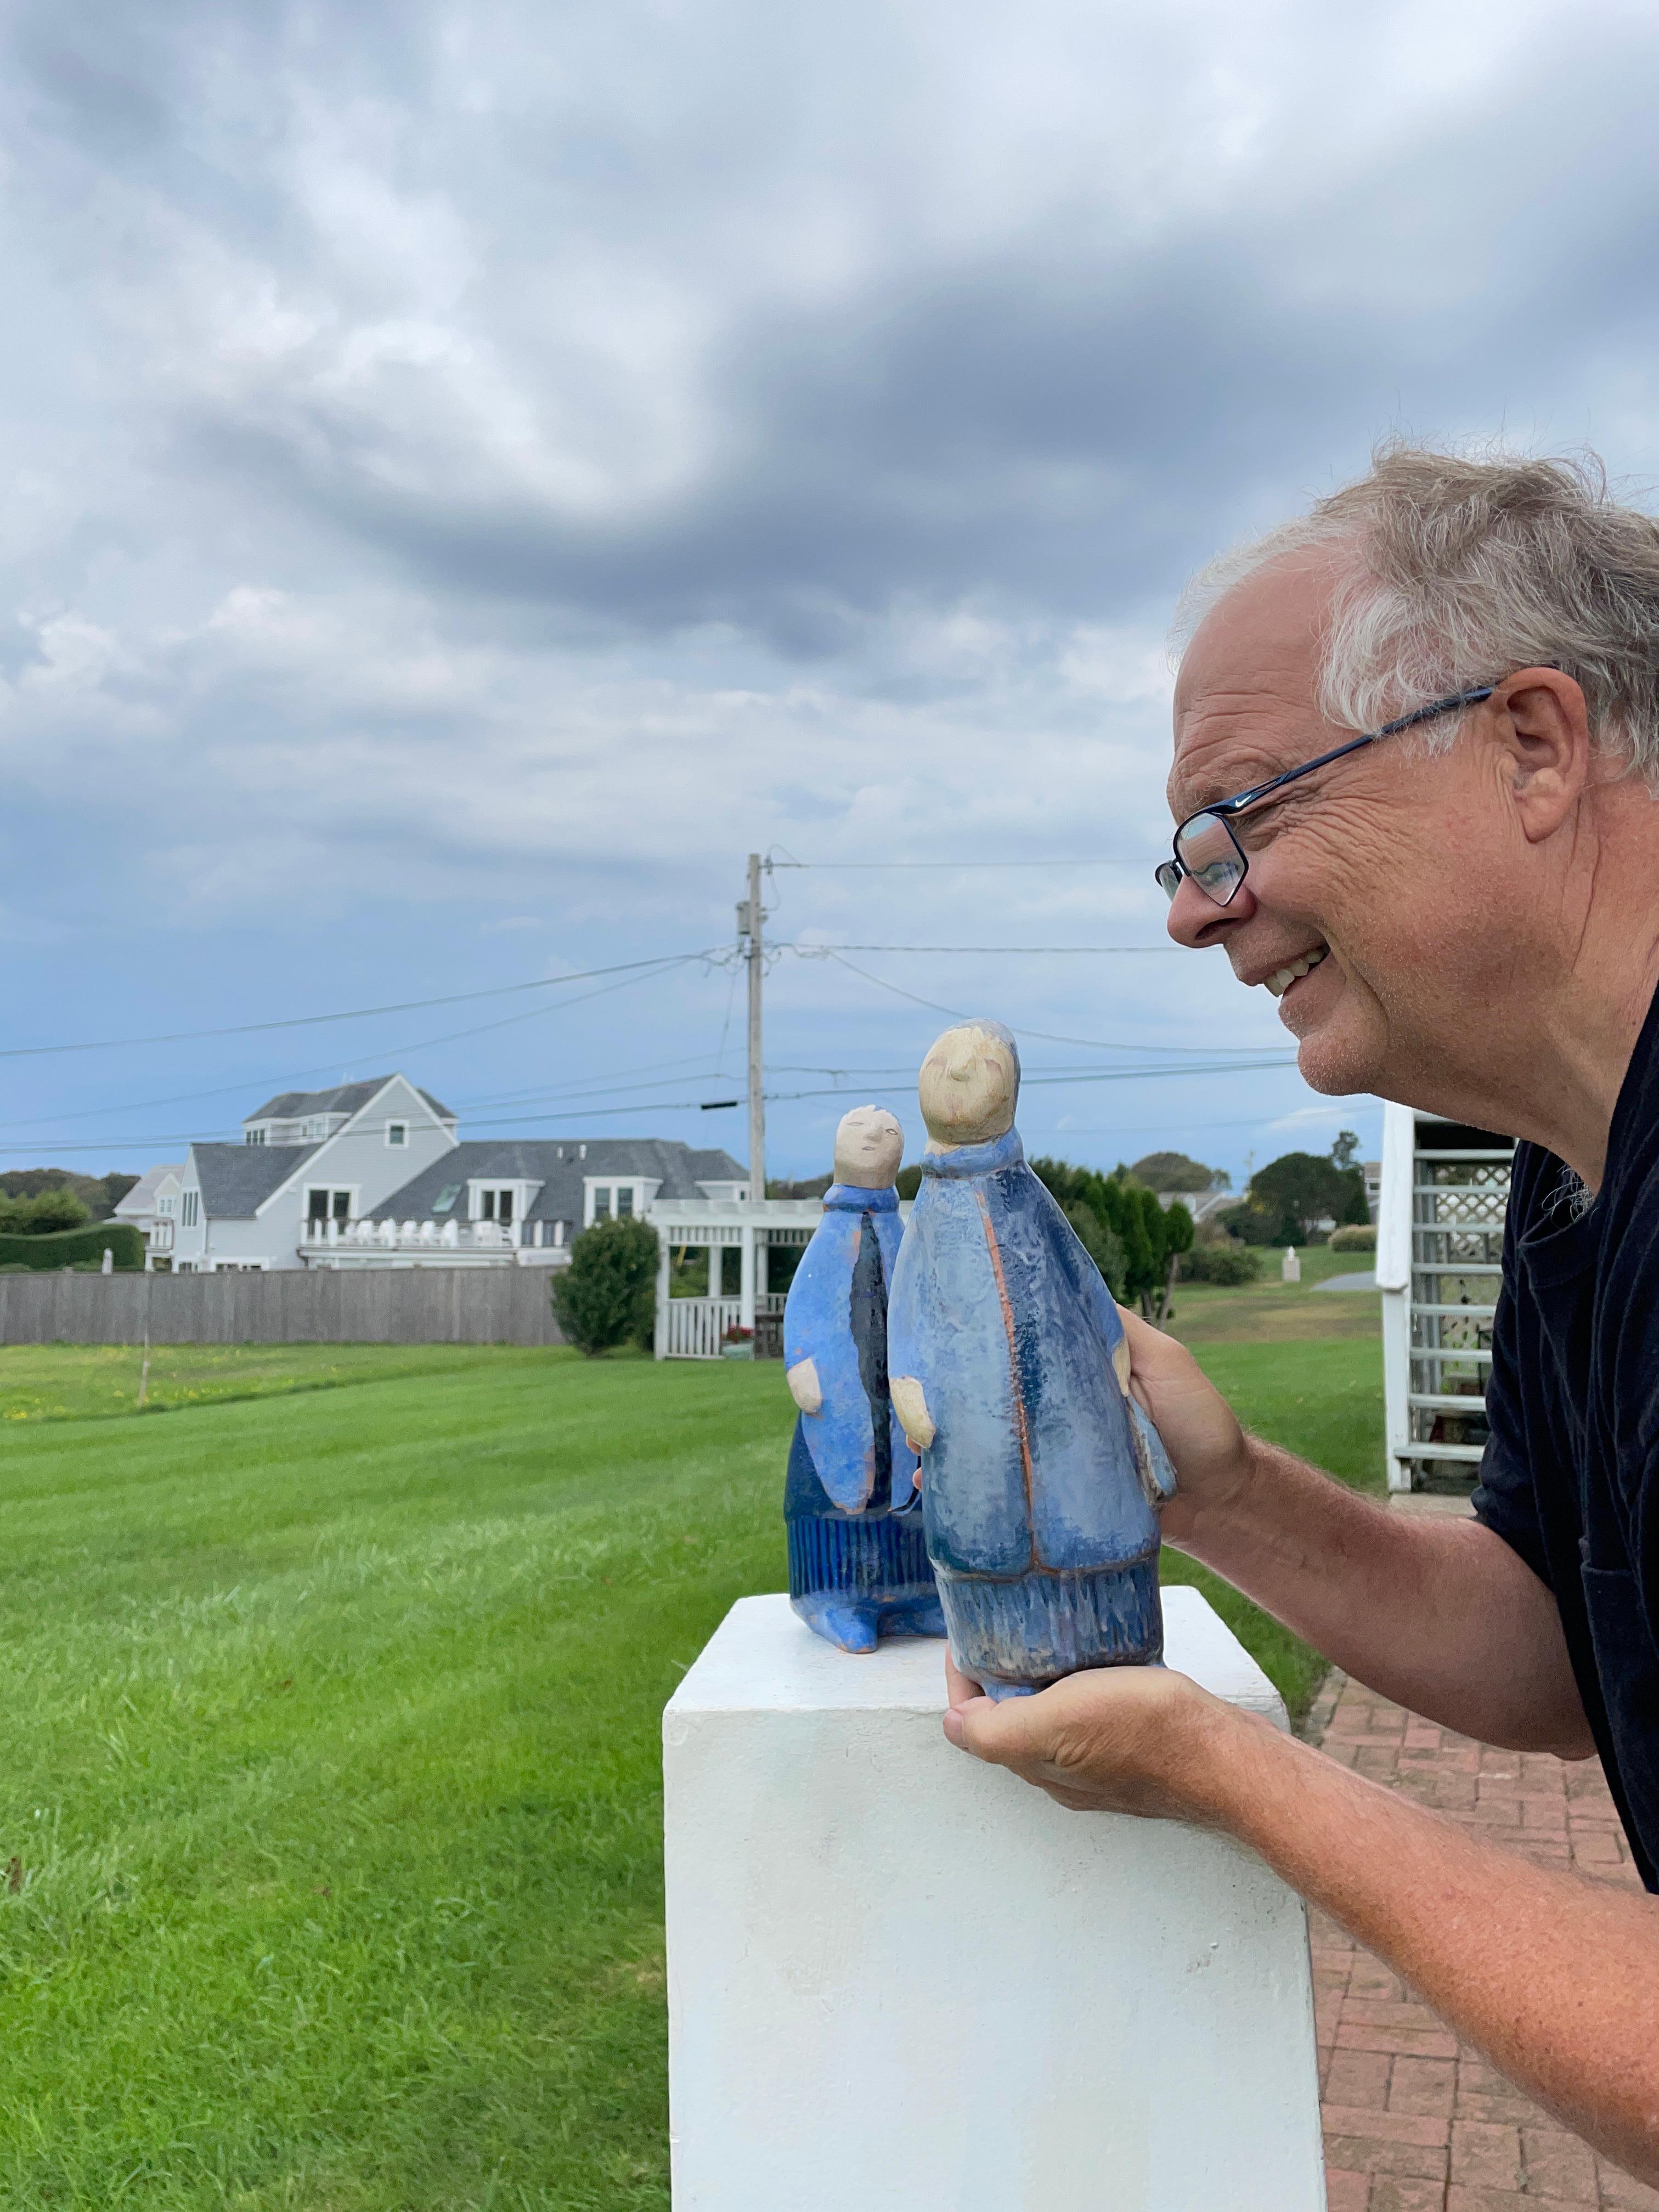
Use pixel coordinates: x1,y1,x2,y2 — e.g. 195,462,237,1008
943,1694,1023,1764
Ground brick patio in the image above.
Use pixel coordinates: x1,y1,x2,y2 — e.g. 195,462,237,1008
1305,1671,1656,2210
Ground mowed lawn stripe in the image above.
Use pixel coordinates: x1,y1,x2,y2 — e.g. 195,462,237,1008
0,1335,1381,2209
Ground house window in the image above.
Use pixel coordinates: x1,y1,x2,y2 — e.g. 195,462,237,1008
433,1184,461,1214
181,1191,199,1228
480,1188,515,1224
245,1128,266,1146
159,1197,175,1217
616,1187,635,1218
387,1122,407,1148
307,1188,353,1224
593,1187,612,1220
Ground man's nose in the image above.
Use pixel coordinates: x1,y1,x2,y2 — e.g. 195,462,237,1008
1165,872,1256,950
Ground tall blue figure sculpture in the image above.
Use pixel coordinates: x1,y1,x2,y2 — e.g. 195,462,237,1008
888,1021,1177,1698
783,1105,946,1652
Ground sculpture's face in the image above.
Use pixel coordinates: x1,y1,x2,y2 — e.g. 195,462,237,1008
918,1023,1019,1145
833,1105,904,1188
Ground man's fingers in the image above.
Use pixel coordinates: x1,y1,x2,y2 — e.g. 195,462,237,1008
944,1647,983,1708
942,1685,1050,1767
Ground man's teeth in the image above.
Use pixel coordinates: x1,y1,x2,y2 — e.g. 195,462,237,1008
1265,948,1328,999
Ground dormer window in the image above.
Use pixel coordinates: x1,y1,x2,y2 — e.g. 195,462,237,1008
479,1188,515,1224
245,1127,266,1146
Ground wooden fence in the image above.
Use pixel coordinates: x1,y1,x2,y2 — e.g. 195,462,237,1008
0,1269,565,1347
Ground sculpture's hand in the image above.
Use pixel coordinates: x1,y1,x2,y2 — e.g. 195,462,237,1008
889,1374,934,1454
942,1647,1250,1823
786,1357,822,1416
1113,1304,1249,1546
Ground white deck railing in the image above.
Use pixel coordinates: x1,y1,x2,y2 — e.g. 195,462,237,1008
299,1216,520,1256
662,1292,787,1359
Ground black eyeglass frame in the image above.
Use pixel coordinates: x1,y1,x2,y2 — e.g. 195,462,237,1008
1155,682,1502,907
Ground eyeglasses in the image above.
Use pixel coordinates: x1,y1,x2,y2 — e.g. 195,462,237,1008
1155,683,1500,909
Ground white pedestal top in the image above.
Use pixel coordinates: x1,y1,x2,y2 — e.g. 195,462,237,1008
665,1582,1288,1726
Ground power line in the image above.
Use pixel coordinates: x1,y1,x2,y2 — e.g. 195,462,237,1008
0,964,711,1138
768,859,1153,871
814,950,1299,1060
777,941,1180,954
0,950,720,1062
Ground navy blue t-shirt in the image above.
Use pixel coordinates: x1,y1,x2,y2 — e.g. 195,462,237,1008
1472,988,1659,1891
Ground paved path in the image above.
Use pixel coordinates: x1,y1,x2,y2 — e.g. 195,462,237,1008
1305,1670,1656,2210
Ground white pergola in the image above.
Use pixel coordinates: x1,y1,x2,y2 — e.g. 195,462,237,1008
650,1197,823,1359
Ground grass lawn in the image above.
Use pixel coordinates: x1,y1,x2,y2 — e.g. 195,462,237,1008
0,1300,1380,2209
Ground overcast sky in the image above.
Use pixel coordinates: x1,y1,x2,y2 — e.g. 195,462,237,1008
4,0,1659,1184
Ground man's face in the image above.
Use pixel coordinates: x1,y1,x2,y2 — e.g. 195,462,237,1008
1168,554,1527,1103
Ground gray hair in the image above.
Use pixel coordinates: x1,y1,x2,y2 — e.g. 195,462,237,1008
1174,445,1659,779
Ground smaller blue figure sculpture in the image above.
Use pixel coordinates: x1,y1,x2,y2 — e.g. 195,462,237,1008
783,1105,946,1653
887,1021,1177,1699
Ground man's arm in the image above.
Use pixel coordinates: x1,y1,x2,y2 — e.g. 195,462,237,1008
943,1665,1659,2186
1118,1306,1594,1757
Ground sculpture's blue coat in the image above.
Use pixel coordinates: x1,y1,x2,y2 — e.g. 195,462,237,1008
887,1129,1176,1691
782,1182,940,1650
783,1184,915,1511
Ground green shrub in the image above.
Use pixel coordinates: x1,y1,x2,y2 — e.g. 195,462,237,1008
1328,1223,1378,1252
0,1222,145,1271
1181,1241,1263,1285
550,1218,659,1355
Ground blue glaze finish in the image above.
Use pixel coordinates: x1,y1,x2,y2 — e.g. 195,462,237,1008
887,1128,1176,1694
782,1181,943,1651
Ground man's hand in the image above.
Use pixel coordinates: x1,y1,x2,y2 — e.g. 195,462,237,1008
941,1647,1252,1822
1114,1304,1251,1543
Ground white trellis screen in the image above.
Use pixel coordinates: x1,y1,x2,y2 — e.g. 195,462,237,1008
1378,1104,1515,1495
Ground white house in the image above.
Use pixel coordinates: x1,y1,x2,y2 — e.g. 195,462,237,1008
170,1076,459,1272
113,1163,187,1268
159,1076,753,1278
329,1138,751,1269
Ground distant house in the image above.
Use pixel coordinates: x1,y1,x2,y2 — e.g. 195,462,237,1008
113,1164,187,1267
159,1075,748,1273
330,1138,749,1268
171,1076,459,1273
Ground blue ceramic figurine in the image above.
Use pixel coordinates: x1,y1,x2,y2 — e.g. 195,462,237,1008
783,1105,946,1652
887,1021,1177,1699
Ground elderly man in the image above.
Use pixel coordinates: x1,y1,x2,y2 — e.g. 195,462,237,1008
944,448,1659,2183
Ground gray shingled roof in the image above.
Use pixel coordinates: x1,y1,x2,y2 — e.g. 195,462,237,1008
244,1077,456,1125
368,1139,746,1227
190,1143,320,1217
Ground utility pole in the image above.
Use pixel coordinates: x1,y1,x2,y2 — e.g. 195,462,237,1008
738,853,766,1200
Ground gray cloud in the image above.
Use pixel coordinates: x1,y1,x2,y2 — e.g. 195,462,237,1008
3,0,1658,1176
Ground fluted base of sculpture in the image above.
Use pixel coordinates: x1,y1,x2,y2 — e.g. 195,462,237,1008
787,1513,946,1651
785,1419,944,1652
935,1549,1163,1697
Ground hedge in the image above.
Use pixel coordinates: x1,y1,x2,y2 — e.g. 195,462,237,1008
0,1222,145,1272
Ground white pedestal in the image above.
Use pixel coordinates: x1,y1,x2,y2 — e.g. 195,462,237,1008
664,1588,1325,2211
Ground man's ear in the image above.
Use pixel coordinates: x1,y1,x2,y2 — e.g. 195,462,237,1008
1496,668,1593,845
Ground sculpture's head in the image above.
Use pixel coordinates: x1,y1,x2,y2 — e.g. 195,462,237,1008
832,1105,904,1189
917,1020,1020,1147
